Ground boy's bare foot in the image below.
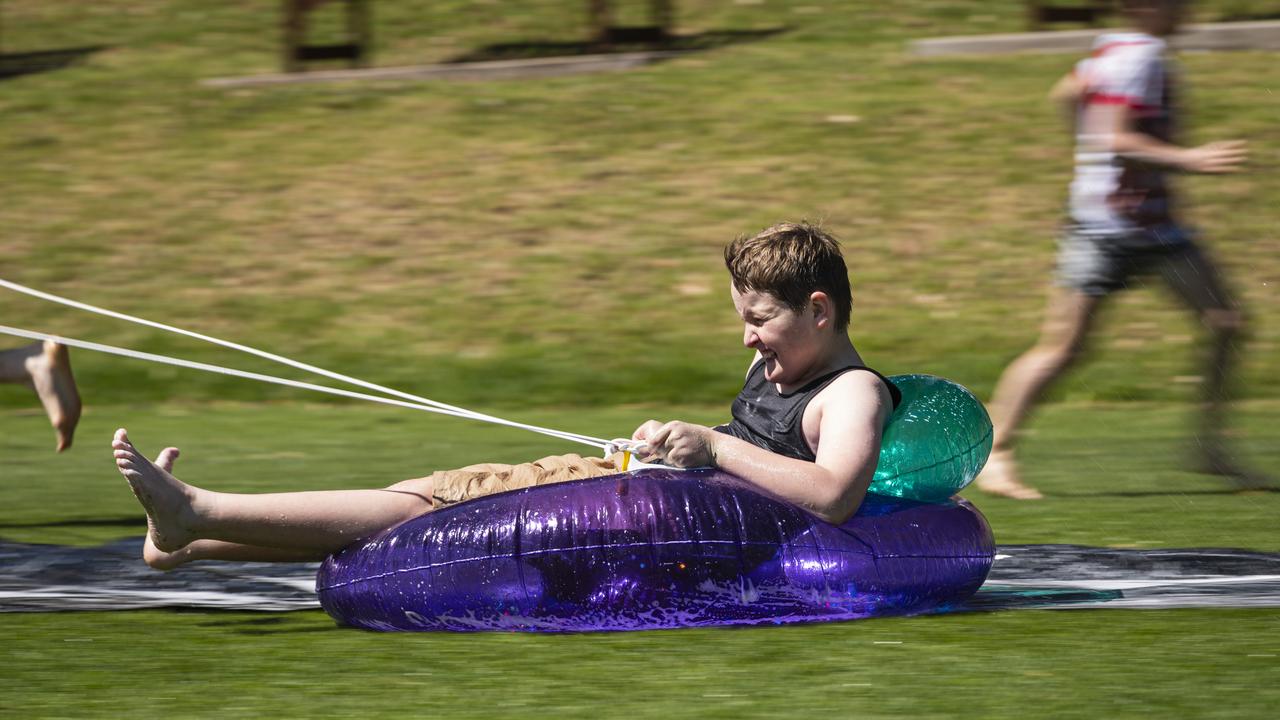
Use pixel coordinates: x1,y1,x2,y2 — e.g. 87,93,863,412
112,428,199,552
26,341,82,452
142,529,191,571
141,446,191,570
975,449,1044,500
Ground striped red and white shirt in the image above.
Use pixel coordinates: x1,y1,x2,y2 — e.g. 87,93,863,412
1069,32,1185,242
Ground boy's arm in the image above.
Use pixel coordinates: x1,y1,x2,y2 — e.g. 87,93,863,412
633,371,890,524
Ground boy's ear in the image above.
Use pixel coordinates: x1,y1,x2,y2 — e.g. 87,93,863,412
809,291,831,328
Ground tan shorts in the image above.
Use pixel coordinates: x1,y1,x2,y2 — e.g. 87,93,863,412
428,452,626,508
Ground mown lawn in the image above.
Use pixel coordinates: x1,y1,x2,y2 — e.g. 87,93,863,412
2,1,1278,717
2,0,1277,408
5,608,1279,719
2,401,1278,718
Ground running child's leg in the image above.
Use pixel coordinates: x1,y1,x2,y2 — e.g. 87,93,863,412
112,428,434,555
0,340,81,452
978,289,1102,499
1158,244,1272,488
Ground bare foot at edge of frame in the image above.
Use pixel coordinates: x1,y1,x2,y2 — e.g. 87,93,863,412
26,340,81,452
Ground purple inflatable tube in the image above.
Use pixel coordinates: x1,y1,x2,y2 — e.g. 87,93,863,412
316,468,995,632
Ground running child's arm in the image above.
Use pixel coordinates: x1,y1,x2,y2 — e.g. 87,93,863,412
632,371,890,524
1050,70,1084,126
1090,102,1247,174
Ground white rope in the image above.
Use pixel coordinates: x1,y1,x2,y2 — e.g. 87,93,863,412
0,324,610,449
0,278,608,448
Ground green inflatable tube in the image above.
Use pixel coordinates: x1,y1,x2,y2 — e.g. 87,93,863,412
869,374,993,503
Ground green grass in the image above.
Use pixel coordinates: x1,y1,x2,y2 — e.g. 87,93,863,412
4,609,1279,719
2,2,1279,717
4,400,1277,549
2,1,1277,409
2,401,1278,717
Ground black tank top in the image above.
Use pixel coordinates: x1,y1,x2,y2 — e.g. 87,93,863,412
714,360,901,463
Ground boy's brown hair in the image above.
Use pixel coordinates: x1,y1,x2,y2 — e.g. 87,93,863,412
724,221,852,331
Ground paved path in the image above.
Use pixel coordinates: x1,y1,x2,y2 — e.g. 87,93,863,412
911,20,1280,56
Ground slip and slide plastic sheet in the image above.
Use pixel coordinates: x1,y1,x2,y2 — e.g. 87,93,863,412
6,538,1280,615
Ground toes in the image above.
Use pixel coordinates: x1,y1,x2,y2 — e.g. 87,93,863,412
55,417,79,453
155,447,180,473
114,452,137,470
113,428,131,447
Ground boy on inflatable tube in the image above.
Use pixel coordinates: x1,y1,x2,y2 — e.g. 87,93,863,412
111,222,902,569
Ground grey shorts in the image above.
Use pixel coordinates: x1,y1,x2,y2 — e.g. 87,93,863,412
1055,227,1234,310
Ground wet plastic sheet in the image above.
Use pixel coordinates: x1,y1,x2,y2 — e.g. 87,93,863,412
4,541,1280,615
968,544,1280,611
0,537,317,612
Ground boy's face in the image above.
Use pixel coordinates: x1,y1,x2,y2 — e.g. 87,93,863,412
730,285,824,386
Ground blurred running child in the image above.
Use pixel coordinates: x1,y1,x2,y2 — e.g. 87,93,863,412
978,0,1267,499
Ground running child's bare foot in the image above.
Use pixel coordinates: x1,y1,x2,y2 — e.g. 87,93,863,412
112,429,200,552
975,449,1044,500
1195,444,1274,492
27,341,82,452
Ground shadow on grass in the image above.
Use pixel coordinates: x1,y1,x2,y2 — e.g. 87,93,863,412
0,516,141,529
192,614,337,635
0,46,107,81
1051,487,1278,499
445,27,788,64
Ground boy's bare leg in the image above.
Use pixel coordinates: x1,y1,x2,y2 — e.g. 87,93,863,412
138,447,329,569
977,290,1103,499
144,536,327,570
0,341,82,452
112,428,434,555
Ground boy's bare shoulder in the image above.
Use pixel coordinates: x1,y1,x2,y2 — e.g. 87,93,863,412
804,368,892,462
817,368,892,418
